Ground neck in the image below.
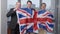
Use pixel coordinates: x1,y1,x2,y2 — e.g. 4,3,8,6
41,9,45,10
27,7,31,8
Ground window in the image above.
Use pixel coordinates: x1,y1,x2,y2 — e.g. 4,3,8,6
21,0,28,8
42,0,51,9
7,0,17,10
21,0,40,9
30,0,40,8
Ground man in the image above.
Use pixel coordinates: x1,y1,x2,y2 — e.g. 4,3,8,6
6,2,21,34
38,3,47,34
38,3,54,34
21,1,35,34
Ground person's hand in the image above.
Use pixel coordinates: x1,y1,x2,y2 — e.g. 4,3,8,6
14,7,18,11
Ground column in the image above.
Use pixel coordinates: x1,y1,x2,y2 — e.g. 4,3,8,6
0,0,1,34
1,0,7,34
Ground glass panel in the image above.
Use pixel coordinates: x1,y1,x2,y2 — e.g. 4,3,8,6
21,0,28,8
7,0,17,10
30,0,40,8
58,0,60,34
42,0,51,10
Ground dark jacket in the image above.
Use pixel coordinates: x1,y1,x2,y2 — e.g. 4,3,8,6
6,8,17,29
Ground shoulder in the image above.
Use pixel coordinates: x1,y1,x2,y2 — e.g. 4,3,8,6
46,10,52,14
31,8,34,9
10,8,14,10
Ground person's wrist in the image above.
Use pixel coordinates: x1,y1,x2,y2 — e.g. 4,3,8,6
14,9,16,11
13,8,17,11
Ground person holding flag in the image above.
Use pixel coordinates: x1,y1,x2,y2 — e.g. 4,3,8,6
16,1,37,34
38,3,54,34
6,2,21,34
21,1,35,34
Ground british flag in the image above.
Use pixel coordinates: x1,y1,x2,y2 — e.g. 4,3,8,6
16,9,54,34
38,10,54,32
16,9,35,34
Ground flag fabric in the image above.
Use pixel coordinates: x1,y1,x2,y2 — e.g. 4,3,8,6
38,10,54,32
16,9,54,34
16,8,36,34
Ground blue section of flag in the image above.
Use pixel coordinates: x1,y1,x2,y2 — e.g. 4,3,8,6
26,26,33,33
39,24,47,30
38,10,46,14
47,23,54,28
21,8,33,15
20,25,26,31
48,14,54,18
18,13,26,18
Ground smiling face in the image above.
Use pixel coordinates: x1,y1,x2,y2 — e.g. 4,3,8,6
41,3,46,10
27,1,32,8
16,2,21,9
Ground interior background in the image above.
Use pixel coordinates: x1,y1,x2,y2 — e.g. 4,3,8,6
0,0,60,34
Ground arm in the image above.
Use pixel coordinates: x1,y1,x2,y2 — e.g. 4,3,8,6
6,8,16,17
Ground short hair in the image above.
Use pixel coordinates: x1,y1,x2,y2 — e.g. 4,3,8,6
41,3,46,6
27,1,32,4
16,2,20,5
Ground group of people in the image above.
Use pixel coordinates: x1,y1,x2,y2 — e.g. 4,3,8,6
6,1,54,34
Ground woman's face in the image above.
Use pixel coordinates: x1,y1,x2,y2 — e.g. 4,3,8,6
41,4,46,10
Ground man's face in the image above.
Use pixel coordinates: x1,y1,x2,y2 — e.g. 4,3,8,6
41,4,46,9
16,2,21,8
27,2,32,8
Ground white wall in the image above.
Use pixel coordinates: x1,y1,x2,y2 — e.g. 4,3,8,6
0,0,1,34
42,0,51,9
0,0,58,34
1,0,7,34
58,0,60,33
7,0,17,10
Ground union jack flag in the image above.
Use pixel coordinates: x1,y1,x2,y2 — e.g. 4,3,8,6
38,10,54,32
16,9,36,34
16,9,54,34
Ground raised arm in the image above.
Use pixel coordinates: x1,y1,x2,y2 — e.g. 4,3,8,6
6,8,16,17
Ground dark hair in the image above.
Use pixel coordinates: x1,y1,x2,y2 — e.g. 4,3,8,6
27,1,32,4
41,3,46,6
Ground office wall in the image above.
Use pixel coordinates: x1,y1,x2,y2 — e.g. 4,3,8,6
1,0,7,34
51,0,55,15
58,0,60,26
0,0,59,34
0,0,1,34
7,0,17,10
58,0,60,34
